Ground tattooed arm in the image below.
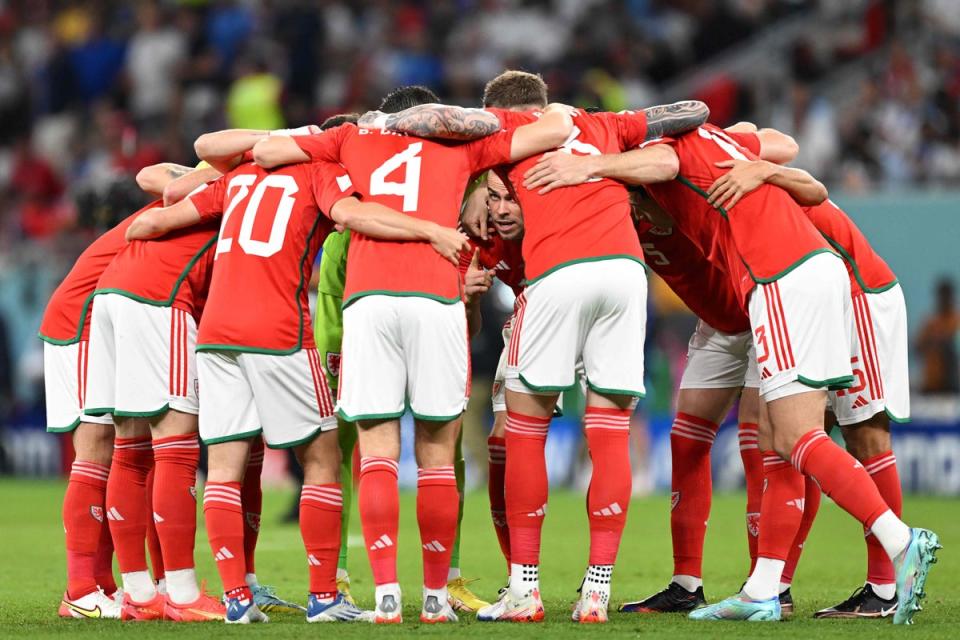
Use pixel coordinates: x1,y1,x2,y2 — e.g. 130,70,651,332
135,163,194,197
360,104,503,140
642,100,710,140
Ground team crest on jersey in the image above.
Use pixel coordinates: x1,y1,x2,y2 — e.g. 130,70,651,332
89,506,104,523
246,512,261,532
671,491,680,511
326,352,341,378
189,486,197,501
746,512,760,537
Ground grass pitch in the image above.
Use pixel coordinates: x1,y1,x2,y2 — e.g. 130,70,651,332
0,479,956,639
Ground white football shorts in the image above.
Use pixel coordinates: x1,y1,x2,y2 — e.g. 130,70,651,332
505,258,647,397
679,320,759,390
85,293,198,418
338,295,469,422
44,340,113,432
747,252,854,401
198,349,337,448
828,284,910,425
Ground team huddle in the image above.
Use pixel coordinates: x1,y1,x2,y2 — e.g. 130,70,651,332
41,70,940,626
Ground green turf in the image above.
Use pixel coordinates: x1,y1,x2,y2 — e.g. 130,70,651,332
0,479,955,638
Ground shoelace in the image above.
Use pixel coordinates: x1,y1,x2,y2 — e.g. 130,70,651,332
836,585,868,609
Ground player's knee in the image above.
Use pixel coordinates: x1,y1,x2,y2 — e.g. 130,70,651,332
73,423,115,465
297,431,342,484
841,415,891,461
771,430,798,460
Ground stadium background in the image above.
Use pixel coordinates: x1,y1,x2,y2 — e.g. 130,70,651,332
0,1,958,634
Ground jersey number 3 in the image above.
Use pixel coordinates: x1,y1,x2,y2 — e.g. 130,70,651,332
218,174,299,258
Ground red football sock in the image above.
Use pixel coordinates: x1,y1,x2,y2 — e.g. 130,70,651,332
487,435,510,569
781,475,821,584
585,407,632,565
504,411,550,566
669,412,719,577
757,452,806,562
64,460,110,599
864,451,902,585
152,435,200,571
145,465,164,581
417,466,459,589
106,437,153,573
242,437,265,576
203,481,247,593
738,422,763,571
300,484,342,597
791,430,890,528
94,514,118,594
358,457,400,585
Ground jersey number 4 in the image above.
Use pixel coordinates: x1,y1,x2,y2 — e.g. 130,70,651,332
218,174,299,258
370,142,422,212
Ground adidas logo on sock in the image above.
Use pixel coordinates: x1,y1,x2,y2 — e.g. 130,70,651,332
307,554,321,566
423,540,447,553
786,498,805,512
852,395,870,409
526,504,547,517
215,546,235,561
591,502,623,517
152,512,164,523
370,534,394,550
106,507,124,521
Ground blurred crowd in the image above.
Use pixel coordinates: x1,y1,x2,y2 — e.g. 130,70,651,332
0,0,959,426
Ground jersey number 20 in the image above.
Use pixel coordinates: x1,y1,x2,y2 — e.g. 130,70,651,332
217,174,299,258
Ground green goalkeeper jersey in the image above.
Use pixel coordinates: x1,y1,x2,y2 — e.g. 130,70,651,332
314,230,350,388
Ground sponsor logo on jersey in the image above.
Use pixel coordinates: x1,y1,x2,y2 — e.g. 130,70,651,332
671,491,680,511
326,352,341,378
246,512,261,532
89,505,104,523
746,512,760,537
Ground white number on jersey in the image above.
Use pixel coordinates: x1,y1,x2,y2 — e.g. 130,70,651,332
558,126,602,183
641,242,670,266
697,127,749,160
217,174,299,259
370,142,423,211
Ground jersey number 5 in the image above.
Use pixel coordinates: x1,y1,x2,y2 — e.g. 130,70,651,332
218,174,299,258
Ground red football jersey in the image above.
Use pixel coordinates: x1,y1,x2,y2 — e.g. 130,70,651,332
189,160,351,353
95,217,218,320
38,205,152,344
295,124,515,307
490,108,647,283
643,125,832,301
803,200,897,294
458,233,525,297
637,220,750,334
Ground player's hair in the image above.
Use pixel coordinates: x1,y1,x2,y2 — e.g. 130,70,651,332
482,70,548,109
320,113,359,130
378,86,441,113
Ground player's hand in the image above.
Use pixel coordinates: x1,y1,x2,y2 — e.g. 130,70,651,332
428,225,471,266
464,250,494,303
358,110,387,130
523,151,596,194
707,159,773,211
460,197,491,241
543,102,578,117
